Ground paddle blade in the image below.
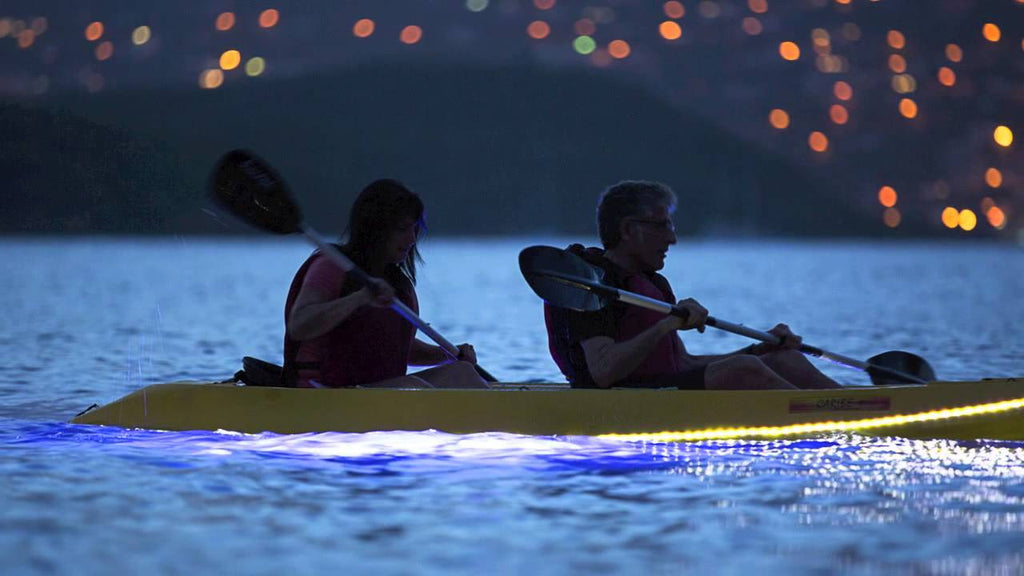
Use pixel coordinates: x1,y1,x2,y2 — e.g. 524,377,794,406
518,245,608,311
209,149,302,234
866,351,936,385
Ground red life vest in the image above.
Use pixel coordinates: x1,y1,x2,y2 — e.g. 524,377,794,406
544,245,684,387
282,248,418,388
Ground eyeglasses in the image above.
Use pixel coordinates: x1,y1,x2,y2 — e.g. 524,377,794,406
628,217,676,233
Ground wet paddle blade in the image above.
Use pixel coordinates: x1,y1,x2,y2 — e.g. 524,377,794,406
518,245,609,312
866,351,936,385
209,149,302,235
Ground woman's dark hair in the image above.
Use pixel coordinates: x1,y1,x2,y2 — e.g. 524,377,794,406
342,179,425,284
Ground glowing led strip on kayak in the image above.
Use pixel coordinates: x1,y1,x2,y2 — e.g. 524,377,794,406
598,397,1024,442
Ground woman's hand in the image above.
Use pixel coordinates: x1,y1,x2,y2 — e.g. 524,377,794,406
357,277,395,307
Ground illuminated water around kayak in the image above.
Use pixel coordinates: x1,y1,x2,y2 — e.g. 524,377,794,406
2,238,1022,574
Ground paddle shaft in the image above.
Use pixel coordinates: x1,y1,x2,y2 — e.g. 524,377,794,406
303,224,495,380
542,270,927,385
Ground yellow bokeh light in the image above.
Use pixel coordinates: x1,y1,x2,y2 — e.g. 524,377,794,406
199,69,224,90
608,40,631,59
937,67,956,87
741,17,763,36
993,125,1013,147
748,0,768,13
132,26,151,46
95,41,113,61
85,21,104,41
945,43,963,62
219,50,241,71
259,9,280,29
985,168,1002,188
808,131,829,152
982,23,1001,42
898,98,918,119
887,30,905,49
769,108,789,129
888,54,906,73
829,104,848,125
878,186,897,207
986,206,1007,229
833,80,853,101
779,41,800,61
659,21,682,41
891,74,917,94
883,207,901,228
400,25,423,44
216,12,235,32
353,19,375,38
664,1,686,18
941,207,959,228
245,57,266,77
811,28,830,48
959,209,977,231
527,21,550,40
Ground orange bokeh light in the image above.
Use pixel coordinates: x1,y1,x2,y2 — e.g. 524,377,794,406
85,22,104,41
883,207,901,228
534,0,556,9
353,19,375,38
17,29,35,49
769,108,789,129
779,41,800,61
898,98,918,118
986,206,1007,229
888,54,906,73
95,40,113,61
259,9,280,29
741,17,762,36
985,168,1002,188
575,18,596,36
833,80,853,101
748,0,768,14
400,25,423,44
527,21,550,39
664,1,685,18
219,50,241,71
887,30,905,49
982,23,1001,42
945,44,963,62
608,40,631,59
829,104,849,125
941,207,959,228
808,131,829,152
937,67,956,87
216,12,235,31
878,186,897,207
660,21,682,41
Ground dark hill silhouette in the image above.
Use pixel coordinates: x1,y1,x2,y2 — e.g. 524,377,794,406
6,63,874,236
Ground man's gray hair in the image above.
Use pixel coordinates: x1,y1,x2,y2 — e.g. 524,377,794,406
597,180,677,249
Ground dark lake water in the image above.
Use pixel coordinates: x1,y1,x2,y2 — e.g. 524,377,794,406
2,237,1022,575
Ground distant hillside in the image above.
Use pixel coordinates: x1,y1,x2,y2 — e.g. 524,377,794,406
4,63,875,236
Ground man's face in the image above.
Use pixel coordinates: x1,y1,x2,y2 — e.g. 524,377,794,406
620,204,677,272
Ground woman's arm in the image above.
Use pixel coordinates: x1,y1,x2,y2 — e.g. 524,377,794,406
287,276,394,341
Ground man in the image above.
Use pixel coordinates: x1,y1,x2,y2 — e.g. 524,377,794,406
545,180,842,390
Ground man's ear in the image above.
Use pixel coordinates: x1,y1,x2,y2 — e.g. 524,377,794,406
618,218,634,243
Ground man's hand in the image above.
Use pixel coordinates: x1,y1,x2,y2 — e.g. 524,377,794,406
665,298,708,333
766,323,802,350
455,343,477,364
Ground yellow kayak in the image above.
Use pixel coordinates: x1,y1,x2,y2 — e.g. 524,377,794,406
70,378,1024,441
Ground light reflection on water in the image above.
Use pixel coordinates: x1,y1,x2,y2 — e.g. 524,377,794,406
2,238,1023,574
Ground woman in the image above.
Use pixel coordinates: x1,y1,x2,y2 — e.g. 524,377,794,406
282,179,487,389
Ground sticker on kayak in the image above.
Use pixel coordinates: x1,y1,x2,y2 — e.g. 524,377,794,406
789,396,891,413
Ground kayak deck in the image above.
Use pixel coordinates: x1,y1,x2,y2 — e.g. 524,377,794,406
70,378,1024,441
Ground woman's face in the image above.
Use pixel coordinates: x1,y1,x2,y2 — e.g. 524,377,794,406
382,216,420,264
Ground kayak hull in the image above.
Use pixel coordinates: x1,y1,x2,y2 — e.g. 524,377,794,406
70,378,1024,441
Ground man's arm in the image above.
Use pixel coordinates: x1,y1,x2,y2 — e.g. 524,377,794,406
580,317,684,388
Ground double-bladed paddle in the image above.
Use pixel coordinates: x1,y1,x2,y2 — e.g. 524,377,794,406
518,245,935,386
209,149,497,383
